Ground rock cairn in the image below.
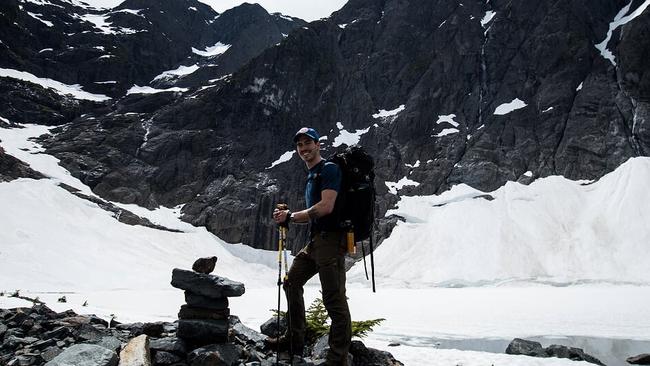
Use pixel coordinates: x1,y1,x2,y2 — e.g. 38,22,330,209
170,257,244,347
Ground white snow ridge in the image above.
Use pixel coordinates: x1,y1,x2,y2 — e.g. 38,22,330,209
0,68,111,101
192,42,231,57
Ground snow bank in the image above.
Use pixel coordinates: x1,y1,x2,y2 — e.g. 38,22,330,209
350,158,650,286
0,124,277,293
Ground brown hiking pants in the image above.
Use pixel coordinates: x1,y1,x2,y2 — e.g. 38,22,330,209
283,230,352,364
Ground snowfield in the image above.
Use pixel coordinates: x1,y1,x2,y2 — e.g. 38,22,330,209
1,124,649,366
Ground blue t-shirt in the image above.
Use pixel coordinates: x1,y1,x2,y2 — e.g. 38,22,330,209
306,160,342,230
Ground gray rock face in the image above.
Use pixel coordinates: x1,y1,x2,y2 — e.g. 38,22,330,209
171,268,245,298
0,0,305,98
0,146,45,182
44,344,118,366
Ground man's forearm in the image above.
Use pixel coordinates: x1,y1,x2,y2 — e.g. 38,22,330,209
292,201,331,223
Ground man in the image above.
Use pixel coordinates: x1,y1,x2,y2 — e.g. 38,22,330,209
271,127,352,365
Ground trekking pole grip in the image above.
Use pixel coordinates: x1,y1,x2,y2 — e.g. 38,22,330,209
276,203,290,227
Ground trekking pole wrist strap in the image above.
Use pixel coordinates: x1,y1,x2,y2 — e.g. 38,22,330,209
281,211,292,227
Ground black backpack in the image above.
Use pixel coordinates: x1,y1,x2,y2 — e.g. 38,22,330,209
322,145,377,291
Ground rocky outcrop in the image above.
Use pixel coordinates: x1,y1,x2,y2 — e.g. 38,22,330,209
45,344,118,366
0,268,401,366
506,338,605,365
628,353,650,365
0,146,45,182
0,0,305,98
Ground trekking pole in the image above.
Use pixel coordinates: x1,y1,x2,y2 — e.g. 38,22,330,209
275,204,287,366
275,203,294,365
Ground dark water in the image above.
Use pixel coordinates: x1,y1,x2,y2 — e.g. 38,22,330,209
391,335,650,366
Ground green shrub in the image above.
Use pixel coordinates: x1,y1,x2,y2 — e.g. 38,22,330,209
306,298,385,343
271,298,385,345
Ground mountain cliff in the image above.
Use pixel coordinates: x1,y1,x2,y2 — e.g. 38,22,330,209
1,0,649,250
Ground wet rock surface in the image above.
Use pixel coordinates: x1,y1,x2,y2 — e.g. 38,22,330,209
506,338,605,365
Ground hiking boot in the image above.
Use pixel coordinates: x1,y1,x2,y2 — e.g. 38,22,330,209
264,335,290,351
264,335,304,356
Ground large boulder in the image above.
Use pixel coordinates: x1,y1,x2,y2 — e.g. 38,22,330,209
260,314,287,338
187,343,243,366
505,338,547,357
545,344,604,365
628,354,650,365
171,268,245,298
349,340,404,366
44,344,118,366
229,316,265,348
118,334,151,366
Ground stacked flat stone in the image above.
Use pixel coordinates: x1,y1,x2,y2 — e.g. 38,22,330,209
170,262,245,347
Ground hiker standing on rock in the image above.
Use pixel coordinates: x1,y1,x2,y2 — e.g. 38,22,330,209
271,127,352,365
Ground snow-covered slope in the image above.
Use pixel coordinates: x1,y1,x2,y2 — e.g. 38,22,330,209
2,123,650,366
350,158,650,287
0,124,278,293
2,123,650,292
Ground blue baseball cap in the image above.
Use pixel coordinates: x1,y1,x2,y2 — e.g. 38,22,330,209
293,127,320,143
